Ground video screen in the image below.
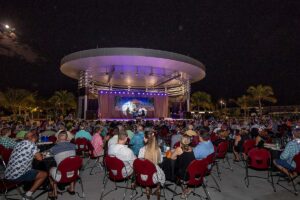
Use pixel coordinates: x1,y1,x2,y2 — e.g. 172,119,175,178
115,97,154,116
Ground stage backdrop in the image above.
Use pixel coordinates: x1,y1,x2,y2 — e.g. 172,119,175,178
98,91,168,119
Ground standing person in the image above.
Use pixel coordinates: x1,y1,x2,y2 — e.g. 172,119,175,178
48,131,76,198
130,125,145,156
91,126,104,157
108,130,136,177
138,130,165,197
5,132,48,200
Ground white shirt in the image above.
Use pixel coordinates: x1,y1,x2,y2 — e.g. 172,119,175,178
108,143,136,178
108,135,118,147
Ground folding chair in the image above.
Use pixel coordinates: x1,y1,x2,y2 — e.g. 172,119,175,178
244,148,276,192
75,138,91,158
51,156,85,198
133,158,166,200
205,153,221,192
277,152,300,195
215,141,232,180
172,159,211,200
100,155,133,200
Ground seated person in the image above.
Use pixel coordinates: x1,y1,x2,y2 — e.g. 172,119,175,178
75,125,92,141
130,125,145,156
108,130,136,178
213,130,229,147
255,128,269,148
138,130,165,186
233,129,250,161
193,130,214,160
173,135,195,198
274,128,300,178
170,127,182,149
0,127,17,149
91,126,104,157
48,131,76,198
5,131,47,200
55,124,74,141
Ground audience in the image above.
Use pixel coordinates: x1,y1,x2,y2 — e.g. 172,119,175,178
130,125,145,156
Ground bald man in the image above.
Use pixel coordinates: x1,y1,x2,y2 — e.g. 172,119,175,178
48,131,76,197
5,131,47,200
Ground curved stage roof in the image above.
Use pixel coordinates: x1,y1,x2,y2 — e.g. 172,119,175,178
60,48,206,93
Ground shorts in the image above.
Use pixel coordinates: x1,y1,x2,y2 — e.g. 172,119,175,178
274,159,294,171
50,167,62,182
14,169,38,182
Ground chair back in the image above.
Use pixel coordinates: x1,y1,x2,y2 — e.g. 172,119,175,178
293,152,300,173
216,141,229,159
75,138,90,155
104,155,126,181
210,132,219,142
242,139,256,155
186,159,208,186
173,141,180,149
57,156,83,183
1,148,13,167
247,148,271,169
204,152,216,173
48,135,57,143
133,158,157,187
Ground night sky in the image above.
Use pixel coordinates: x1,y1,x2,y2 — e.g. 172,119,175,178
1,0,300,105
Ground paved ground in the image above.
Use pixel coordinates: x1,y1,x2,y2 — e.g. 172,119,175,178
2,153,300,200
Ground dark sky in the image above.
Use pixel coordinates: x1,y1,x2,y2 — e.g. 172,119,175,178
1,0,300,105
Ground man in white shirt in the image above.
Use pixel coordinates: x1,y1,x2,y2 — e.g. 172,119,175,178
108,130,136,178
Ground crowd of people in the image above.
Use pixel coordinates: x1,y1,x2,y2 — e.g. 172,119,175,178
0,115,300,199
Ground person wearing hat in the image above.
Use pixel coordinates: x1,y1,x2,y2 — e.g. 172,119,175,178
273,128,300,178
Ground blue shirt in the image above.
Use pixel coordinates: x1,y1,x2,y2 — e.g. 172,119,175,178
193,140,214,160
130,131,144,156
280,139,300,168
75,130,92,141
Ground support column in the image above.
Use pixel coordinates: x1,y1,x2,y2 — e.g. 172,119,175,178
186,80,191,112
78,70,90,119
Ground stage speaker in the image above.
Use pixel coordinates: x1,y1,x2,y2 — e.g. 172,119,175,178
86,110,97,120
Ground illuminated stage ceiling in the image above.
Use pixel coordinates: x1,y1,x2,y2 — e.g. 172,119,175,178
60,48,206,89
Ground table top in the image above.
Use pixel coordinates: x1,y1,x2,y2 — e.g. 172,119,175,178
37,141,53,145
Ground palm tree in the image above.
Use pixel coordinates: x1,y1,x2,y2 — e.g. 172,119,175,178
0,88,36,117
247,84,277,116
234,95,251,118
49,90,76,115
190,91,213,111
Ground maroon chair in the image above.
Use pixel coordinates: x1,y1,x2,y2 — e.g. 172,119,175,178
85,146,104,175
215,141,232,179
277,152,300,195
0,178,22,199
48,135,57,143
173,159,211,200
100,155,133,200
52,156,85,197
205,152,221,192
75,138,91,157
242,139,256,156
133,158,165,199
244,148,275,192
173,141,180,149
1,148,13,168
